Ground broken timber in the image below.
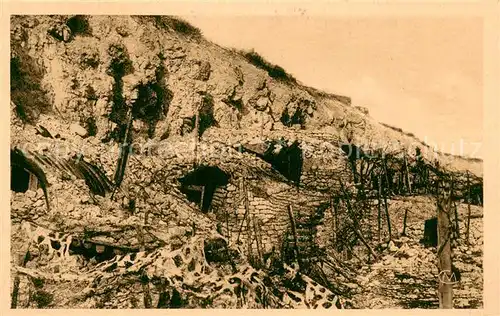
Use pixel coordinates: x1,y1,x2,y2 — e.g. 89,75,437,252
437,178,454,309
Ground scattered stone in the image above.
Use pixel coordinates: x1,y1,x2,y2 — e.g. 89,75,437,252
369,280,380,287
70,123,88,137
80,195,89,204
356,276,369,284
345,283,358,290
26,190,37,199
36,188,45,197
255,97,269,111
397,235,408,242
388,240,398,252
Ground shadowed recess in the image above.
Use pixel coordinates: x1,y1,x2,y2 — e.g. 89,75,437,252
178,166,229,213
11,148,50,210
262,140,303,185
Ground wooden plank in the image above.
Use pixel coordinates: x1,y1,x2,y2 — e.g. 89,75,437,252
437,178,453,309
28,172,38,191
199,185,205,210
11,242,31,308
253,215,264,267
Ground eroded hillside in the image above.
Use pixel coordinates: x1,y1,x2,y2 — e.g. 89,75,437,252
10,15,483,309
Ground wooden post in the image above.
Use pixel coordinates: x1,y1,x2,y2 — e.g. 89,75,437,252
382,177,392,242
382,156,390,194
377,175,382,243
193,107,200,167
398,170,403,195
199,185,205,211
402,208,409,236
113,110,134,191
286,205,301,270
404,153,412,194
242,177,253,263
359,159,365,186
225,207,231,245
28,172,38,191
253,215,264,267
423,167,428,194
437,178,454,309
11,243,31,308
137,224,152,308
331,198,338,245
453,199,460,240
447,175,460,240
466,172,472,245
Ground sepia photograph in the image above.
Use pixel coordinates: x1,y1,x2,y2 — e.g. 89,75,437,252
7,11,488,309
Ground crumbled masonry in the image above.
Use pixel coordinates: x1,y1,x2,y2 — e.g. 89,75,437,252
11,15,482,309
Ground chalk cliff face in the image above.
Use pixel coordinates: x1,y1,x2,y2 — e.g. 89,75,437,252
10,15,483,309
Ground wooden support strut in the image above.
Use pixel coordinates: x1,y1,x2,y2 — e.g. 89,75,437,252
286,204,301,269
437,178,454,309
377,175,382,243
402,208,409,236
331,198,338,245
193,107,199,167
253,215,264,267
11,242,32,308
137,222,152,308
466,171,472,245
381,175,392,242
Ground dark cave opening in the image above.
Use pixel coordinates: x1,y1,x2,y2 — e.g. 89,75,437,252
198,93,217,137
131,63,173,138
280,108,307,129
68,239,134,263
104,44,134,143
11,165,31,193
66,15,90,36
11,55,51,124
179,166,229,213
11,148,44,193
420,217,438,247
262,140,303,185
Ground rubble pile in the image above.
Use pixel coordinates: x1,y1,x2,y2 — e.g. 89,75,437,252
10,15,483,309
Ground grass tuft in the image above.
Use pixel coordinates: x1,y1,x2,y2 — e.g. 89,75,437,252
238,49,297,83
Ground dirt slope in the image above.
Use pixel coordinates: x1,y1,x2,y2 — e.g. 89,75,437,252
10,15,483,309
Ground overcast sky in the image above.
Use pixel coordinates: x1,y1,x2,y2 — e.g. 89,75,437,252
183,16,483,159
